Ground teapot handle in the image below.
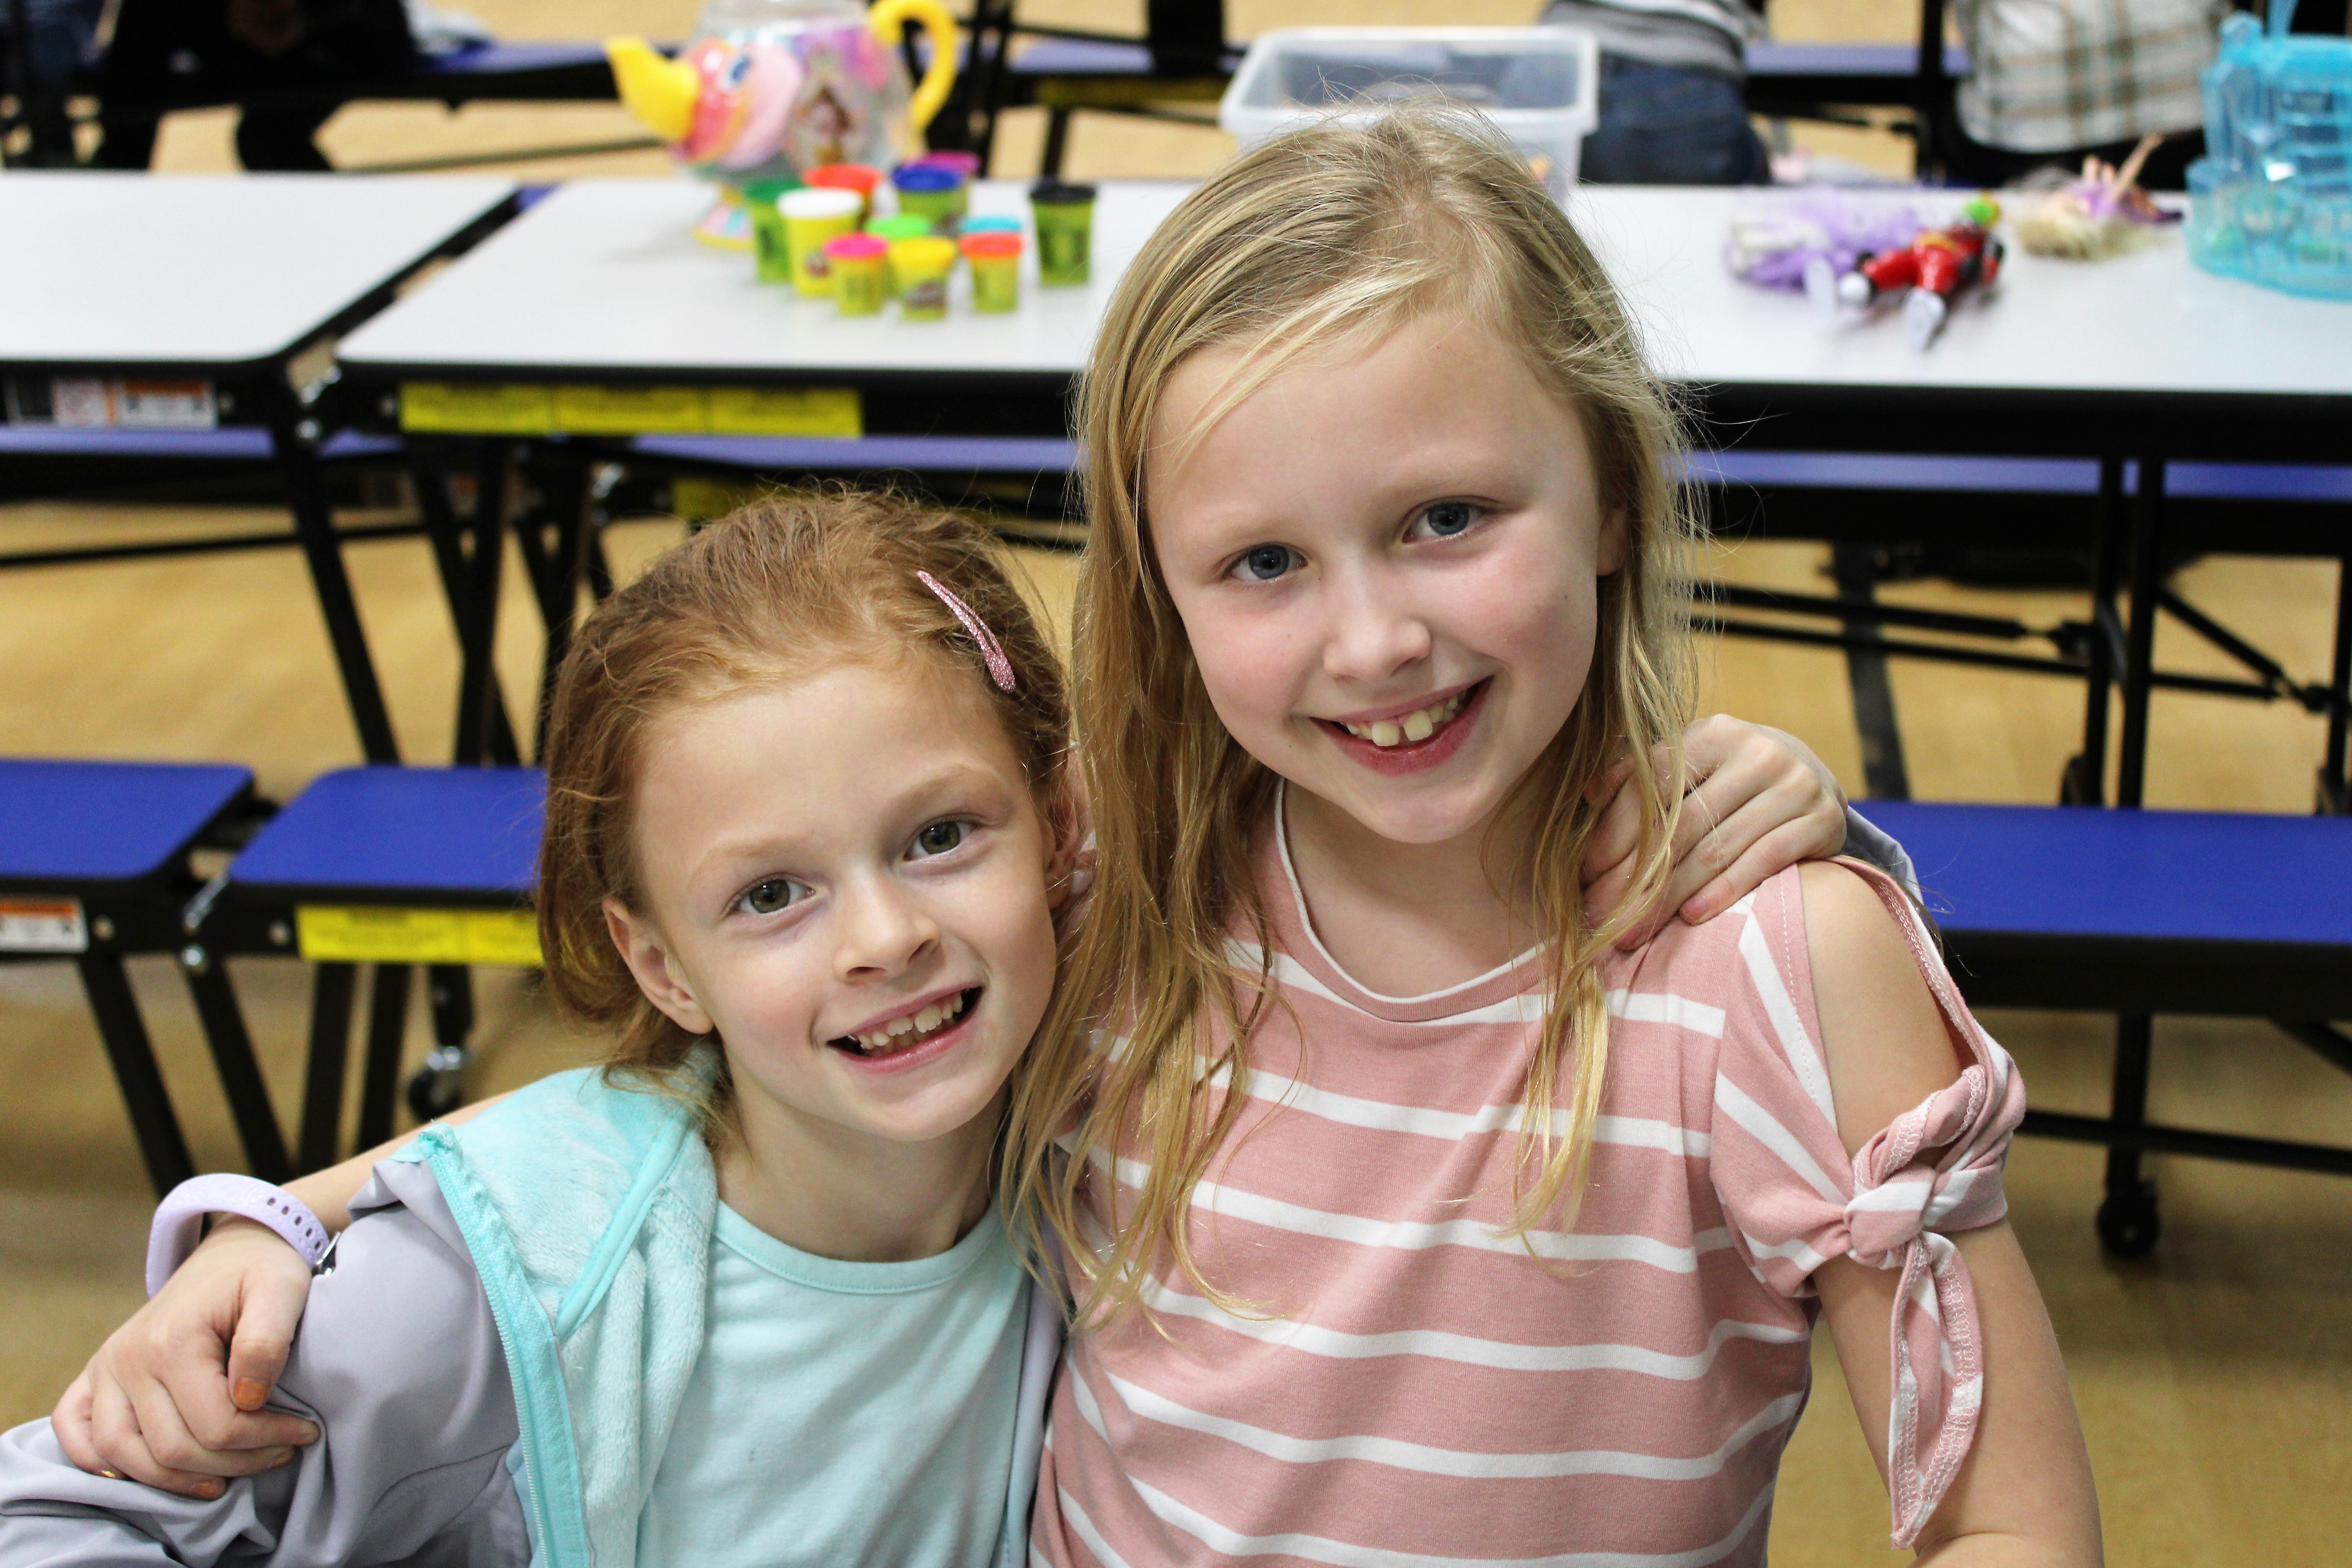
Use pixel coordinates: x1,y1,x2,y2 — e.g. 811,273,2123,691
868,0,959,137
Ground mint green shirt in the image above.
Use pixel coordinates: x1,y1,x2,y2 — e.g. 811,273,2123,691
636,1203,1029,1568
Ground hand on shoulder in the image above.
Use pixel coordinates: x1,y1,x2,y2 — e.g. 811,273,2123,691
1797,859,1965,1157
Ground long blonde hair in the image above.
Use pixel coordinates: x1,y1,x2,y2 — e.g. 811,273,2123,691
1004,105,1700,1322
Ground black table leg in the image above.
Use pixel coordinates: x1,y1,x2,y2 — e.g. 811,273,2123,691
1042,107,1074,178
453,445,515,767
2065,455,2128,805
414,447,520,767
76,954,195,1196
2323,548,2350,816
180,957,291,1182
2097,1013,2162,1256
299,962,358,1172
356,963,412,1150
521,453,591,745
1832,540,1911,800
2097,454,2167,1256
273,418,399,763
2114,455,2165,811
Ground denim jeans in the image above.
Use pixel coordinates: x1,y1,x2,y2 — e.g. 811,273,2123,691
15,0,103,84
1580,54,1770,185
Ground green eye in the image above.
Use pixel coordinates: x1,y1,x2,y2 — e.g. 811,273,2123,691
738,879,802,915
913,820,969,858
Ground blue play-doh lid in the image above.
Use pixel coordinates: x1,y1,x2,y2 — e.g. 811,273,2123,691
891,163,961,193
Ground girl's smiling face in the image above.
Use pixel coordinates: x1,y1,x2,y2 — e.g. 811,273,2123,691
605,659,1060,1152
1145,310,1624,850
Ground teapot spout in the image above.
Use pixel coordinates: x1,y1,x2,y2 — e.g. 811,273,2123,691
605,36,700,144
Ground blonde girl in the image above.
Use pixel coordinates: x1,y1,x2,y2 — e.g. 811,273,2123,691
997,106,2099,1565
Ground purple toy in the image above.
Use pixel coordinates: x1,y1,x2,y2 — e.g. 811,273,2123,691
1726,193,1921,291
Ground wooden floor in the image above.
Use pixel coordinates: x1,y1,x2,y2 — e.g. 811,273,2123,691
5,3,2347,1563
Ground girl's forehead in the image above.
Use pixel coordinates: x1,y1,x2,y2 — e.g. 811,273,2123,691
1147,313,1579,514
1154,308,1528,451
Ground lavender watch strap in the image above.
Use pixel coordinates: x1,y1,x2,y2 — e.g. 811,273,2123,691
146,1174,331,1298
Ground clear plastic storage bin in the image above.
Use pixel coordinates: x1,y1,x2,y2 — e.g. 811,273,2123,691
1219,28,1600,198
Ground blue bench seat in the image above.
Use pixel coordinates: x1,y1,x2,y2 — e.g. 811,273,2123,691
1853,801,2352,1019
1850,799,2352,1249
0,758,252,891
227,764,542,906
210,765,546,1170
0,758,282,1192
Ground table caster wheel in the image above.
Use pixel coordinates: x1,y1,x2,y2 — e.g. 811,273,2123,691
406,1044,471,1122
2096,1179,2161,1257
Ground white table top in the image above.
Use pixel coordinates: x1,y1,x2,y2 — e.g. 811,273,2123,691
1575,188,2352,401
335,177,2352,406
339,178,1176,378
0,174,517,371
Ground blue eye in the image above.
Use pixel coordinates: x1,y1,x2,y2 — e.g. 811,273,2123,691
911,819,970,858
1231,544,1298,583
1412,502,1480,540
736,878,806,916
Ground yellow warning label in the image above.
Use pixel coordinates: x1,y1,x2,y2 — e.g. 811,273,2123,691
706,386,863,437
550,384,710,435
296,906,542,967
399,382,557,435
397,382,862,439
671,476,762,523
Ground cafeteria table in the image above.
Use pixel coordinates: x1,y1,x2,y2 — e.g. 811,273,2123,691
328,178,2352,807
0,173,521,762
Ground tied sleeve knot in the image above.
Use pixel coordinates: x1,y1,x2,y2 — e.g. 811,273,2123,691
1841,1043,2027,1548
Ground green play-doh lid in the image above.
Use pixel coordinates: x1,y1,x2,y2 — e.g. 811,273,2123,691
867,214,936,241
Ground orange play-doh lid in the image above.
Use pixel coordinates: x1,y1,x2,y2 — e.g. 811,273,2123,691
807,163,883,196
959,232,1023,259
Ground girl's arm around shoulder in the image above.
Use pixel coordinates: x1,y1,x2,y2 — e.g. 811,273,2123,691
1799,860,2102,1565
54,1091,512,1495
3,1164,524,1568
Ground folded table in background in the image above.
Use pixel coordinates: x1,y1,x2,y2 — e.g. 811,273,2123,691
0,173,521,763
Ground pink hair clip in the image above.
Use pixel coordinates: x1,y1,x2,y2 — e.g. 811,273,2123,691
917,571,1016,693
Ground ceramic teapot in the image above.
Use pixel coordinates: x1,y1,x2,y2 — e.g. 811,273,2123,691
607,0,958,247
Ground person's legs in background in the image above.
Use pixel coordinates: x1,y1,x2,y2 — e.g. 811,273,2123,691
235,100,338,170
12,0,103,161
92,0,411,170
1579,53,1769,184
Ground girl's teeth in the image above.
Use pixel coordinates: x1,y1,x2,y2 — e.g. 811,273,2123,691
1341,691,1467,748
853,992,967,1054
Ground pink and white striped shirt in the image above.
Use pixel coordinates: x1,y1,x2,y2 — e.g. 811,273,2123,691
1034,822,2023,1568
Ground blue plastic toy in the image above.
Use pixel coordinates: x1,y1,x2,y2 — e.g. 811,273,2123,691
2186,1,2352,300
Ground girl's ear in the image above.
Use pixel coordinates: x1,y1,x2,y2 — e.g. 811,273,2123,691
603,897,716,1035
1596,504,1630,576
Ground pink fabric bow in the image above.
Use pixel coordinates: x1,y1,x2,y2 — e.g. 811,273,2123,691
1841,879,2027,1547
